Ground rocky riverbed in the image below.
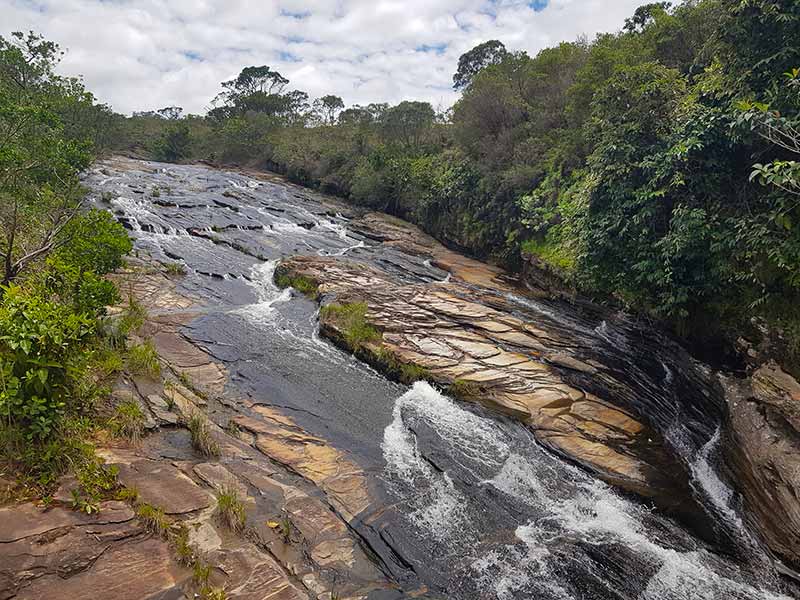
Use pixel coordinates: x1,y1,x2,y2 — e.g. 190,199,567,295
3,156,798,600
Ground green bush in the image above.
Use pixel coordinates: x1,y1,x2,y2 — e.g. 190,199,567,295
0,286,94,440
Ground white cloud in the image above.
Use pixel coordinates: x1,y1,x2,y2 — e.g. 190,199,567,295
2,0,643,114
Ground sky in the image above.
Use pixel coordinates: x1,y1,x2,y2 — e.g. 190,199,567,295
3,0,644,115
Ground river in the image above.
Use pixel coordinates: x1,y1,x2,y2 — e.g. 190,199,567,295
84,157,796,599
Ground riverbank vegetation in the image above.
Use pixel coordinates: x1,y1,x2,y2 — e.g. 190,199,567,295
100,0,800,371
0,32,133,494
2,1,800,484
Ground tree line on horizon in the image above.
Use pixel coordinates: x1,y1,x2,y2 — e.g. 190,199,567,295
3,0,800,376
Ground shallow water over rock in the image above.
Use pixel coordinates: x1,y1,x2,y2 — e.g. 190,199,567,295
84,157,796,599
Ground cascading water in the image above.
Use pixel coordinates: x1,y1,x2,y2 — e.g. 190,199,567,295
235,260,292,325
84,159,797,600
382,382,791,599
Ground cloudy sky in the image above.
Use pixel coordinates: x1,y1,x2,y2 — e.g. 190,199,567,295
4,0,643,115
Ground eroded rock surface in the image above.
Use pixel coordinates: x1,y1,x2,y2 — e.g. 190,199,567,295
724,362,800,569
0,501,187,600
277,256,691,507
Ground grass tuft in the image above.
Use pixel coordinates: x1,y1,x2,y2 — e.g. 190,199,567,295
110,400,145,444
215,486,246,532
274,272,318,298
119,295,147,337
187,413,220,457
162,261,187,277
193,561,212,587
173,523,194,565
373,347,431,384
320,302,381,348
127,340,161,379
449,378,481,398
136,502,170,537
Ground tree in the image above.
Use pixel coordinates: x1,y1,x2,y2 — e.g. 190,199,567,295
211,65,290,117
157,106,183,120
453,40,508,90
624,2,672,33
381,101,436,149
152,122,191,162
314,94,344,125
0,32,93,289
743,69,800,197
338,105,374,126
223,65,288,96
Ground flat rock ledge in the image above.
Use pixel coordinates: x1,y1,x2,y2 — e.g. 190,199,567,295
0,501,188,600
276,255,692,511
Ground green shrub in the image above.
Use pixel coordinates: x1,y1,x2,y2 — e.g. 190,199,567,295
127,341,161,378
70,457,120,514
320,302,381,348
0,286,95,440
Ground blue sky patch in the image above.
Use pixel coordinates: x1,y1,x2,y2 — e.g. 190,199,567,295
416,43,447,55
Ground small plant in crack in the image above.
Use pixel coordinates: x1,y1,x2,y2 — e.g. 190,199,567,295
215,486,246,532
136,503,170,537
187,412,221,457
173,523,194,565
110,400,145,445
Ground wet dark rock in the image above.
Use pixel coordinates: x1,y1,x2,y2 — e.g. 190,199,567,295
212,198,240,212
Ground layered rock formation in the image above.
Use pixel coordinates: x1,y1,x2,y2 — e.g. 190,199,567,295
0,501,187,600
276,256,694,512
723,361,800,570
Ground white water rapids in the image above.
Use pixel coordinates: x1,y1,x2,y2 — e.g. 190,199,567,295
85,159,796,600
382,382,791,600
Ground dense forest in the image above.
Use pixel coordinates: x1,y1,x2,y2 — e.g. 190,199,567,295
1,0,799,488
110,0,800,370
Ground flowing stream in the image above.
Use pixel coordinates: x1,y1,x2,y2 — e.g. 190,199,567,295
84,158,796,599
